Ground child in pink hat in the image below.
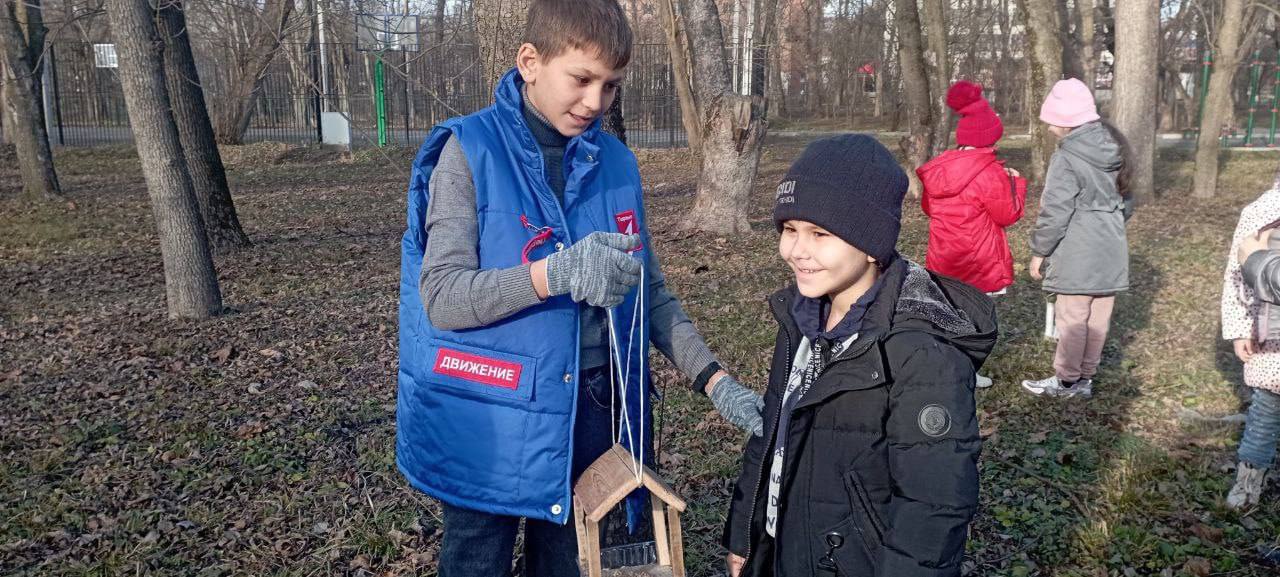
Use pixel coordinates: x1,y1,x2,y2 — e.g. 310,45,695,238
1022,78,1133,399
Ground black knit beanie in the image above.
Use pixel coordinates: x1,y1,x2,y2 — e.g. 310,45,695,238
772,134,908,263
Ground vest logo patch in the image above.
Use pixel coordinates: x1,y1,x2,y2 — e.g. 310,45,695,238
917,404,952,437
433,348,523,390
614,210,643,252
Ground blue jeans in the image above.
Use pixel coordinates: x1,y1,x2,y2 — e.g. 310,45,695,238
1239,388,1280,469
437,366,617,577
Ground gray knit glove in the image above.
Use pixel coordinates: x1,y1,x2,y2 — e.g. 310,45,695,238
709,375,765,436
545,232,643,308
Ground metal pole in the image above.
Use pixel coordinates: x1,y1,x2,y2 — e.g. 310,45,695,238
49,45,64,147
1271,50,1279,146
1245,50,1261,146
375,55,387,147
317,0,330,110
1196,49,1212,138
310,0,323,143
41,50,55,142
403,49,411,145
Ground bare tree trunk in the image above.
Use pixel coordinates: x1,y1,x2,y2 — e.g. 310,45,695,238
106,0,223,319
922,0,949,155
1056,0,1084,81
768,5,787,119
211,0,294,144
603,87,626,144
659,0,701,149
680,0,767,234
0,0,61,198
1078,0,1097,89
1112,0,1156,201
1020,0,1063,185
159,0,251,253
473,0,529,94
893,0,932,197
1193,0,1247,198
803,0,822,116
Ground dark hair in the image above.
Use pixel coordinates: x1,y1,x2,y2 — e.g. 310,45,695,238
1099,119,1133,198
523,0,633,70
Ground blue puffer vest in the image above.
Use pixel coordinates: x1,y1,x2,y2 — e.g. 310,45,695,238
397,69,652,525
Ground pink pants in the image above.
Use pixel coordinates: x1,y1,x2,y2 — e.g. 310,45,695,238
1053,294,1116,382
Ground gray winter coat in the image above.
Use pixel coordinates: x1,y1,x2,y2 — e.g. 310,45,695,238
1030,121,1130,295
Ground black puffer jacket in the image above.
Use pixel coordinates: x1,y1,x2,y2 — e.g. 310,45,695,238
723,259,997,577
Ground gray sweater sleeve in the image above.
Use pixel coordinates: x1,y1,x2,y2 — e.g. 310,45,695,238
1242,249,1280,304
1030,154,1079,258
645,246,720,388
419,136,543,330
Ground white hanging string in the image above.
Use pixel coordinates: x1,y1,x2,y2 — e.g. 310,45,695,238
606,264,646,483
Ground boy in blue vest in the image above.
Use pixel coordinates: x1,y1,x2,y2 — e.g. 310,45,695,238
397,1,763,575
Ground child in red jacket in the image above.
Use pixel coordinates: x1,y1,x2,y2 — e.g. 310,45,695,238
918,80,1026,387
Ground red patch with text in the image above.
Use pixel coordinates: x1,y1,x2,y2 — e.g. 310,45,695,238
614,210,643,252
433,348,523,390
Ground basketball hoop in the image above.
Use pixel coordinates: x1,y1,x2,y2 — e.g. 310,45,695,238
355,13,420,53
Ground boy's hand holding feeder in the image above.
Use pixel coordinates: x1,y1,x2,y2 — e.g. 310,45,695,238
544,232,643,308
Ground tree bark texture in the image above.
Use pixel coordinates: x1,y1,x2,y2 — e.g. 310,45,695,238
659,0,701,149
1020,0,1064,185
768,5,787,119
803,0,822,115
749,0,780,99
921,0,949,155
0,0,60,198
893,0,932,196
1056,0,1085,81
1111,0,1157,201
1078,0,1097,89
473,0,529,96
210,0,294,144
681,0,767,234
1193,0,1247,198
106,0,223,319
159,0,251,252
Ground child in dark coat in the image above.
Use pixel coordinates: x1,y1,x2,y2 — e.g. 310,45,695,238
723,135,997,577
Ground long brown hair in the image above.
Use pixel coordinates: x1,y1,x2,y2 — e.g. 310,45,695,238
1099,119,1133,198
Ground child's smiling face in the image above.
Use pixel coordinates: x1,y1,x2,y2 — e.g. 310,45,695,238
779,220,877,304
517,44,625,137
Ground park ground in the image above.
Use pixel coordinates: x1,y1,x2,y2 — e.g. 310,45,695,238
2,135,1280,576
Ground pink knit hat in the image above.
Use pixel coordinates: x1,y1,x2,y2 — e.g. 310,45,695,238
1038,78,1100,128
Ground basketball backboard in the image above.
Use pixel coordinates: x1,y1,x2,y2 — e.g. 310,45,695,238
355,13,420,52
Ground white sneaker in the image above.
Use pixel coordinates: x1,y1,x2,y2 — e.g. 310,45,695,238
975,374,994,389
1020,375,1093,398
1227,462,1268,510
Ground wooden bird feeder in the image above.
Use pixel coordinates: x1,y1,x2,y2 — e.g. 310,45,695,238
573,443,687,577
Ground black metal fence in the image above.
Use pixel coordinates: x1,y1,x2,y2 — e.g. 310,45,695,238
43,42,686,149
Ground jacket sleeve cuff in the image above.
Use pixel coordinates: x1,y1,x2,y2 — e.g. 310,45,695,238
499,263,543,311
693,362,723,395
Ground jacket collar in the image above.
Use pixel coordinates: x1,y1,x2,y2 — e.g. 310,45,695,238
492,68,605,217
767,258,998,409
769,258,907,348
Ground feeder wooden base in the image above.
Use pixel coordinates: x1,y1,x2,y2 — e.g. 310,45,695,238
599,565,675,577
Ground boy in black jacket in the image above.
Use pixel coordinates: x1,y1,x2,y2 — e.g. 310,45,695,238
723,135,997,577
